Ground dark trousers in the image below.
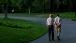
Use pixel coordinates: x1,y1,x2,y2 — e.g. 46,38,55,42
48,25,54,40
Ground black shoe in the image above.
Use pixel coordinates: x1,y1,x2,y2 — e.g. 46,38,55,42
52,39,54,41
57,36,60,41
58,38,60,41
57,36,59,38
49,39,51,41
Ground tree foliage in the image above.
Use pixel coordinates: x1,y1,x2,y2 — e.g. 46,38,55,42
0,0,75,13
0,0,21,13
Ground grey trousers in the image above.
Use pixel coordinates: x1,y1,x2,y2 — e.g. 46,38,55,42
48,25,54,40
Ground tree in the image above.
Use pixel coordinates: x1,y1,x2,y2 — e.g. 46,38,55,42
53,0,58,12
32,0,47,13
50,0,53,12
22,0,32,14
72,0,76,18
0,0,21,18
28,0,31,14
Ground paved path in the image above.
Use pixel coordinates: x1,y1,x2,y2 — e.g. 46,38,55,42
1,16,76,43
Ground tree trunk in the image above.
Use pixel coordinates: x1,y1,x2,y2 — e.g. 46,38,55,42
74,3,76,18
59,0,64,12
50,0,53,12
29,7,31,15
2,4,8,18
43,1,45,13
73,0,76,18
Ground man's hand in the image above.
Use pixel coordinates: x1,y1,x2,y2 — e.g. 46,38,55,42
55,24,60,28
57,24,60,27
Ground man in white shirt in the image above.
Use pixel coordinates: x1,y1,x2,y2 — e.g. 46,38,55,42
46,14,54,41
54,14,61,40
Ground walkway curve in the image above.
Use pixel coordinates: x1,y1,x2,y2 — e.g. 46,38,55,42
1,16,76,43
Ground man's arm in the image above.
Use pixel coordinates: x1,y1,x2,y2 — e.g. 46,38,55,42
46,19,48,26
59,18,61,25
54,18,57,28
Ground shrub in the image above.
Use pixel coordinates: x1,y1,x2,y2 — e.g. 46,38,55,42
0,19,32,29
72,18,76,21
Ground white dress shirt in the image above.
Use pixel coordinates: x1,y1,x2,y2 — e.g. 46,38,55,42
54,16,61,25
46,17,53,25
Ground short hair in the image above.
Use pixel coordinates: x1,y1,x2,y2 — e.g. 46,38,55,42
57,14,59,16
49,14,52,17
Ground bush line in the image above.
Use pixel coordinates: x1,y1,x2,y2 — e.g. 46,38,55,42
0,20,32,29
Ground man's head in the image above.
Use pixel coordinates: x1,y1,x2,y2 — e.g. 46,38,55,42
57,14,59,17
49,14,52,17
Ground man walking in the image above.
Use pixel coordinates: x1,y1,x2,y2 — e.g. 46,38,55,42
54,14,61,40
46,14,54,41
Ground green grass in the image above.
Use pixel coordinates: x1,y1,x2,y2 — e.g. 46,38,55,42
0,18,47,43
0,12,76,43
0,18,32,29
71,18,76,21
0,12,75,18
0,12,76,21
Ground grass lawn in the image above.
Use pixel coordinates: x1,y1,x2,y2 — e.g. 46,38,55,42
0,12,75,19
0,18,47,43
0,12,76,21
0,12,76,43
